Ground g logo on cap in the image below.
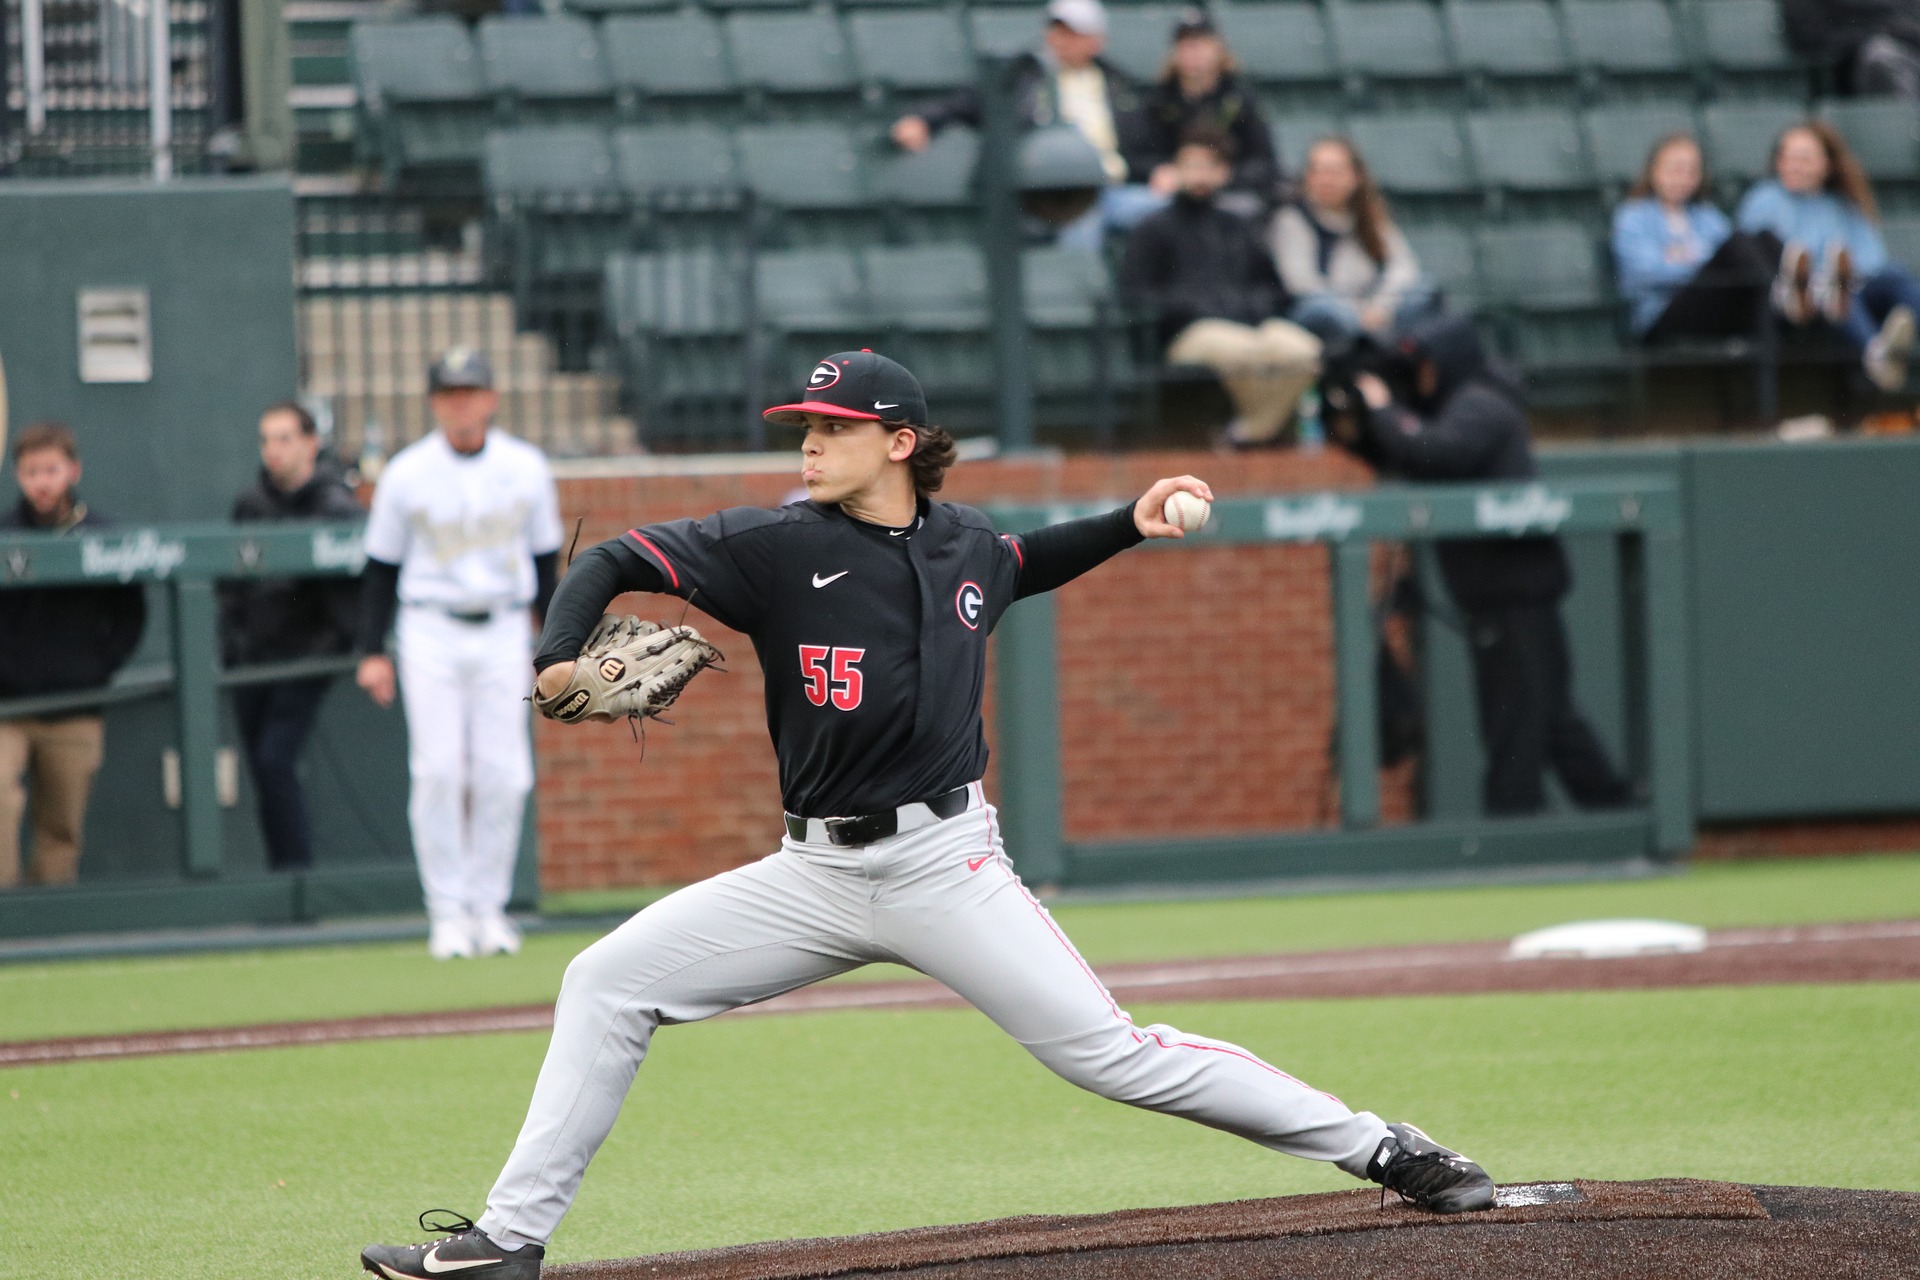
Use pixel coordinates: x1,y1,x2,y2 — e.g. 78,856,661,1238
809,361,842,390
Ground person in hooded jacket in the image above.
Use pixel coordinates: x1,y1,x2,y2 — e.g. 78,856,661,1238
1122,10,1280,218
1349,316,1632,817
219,401,364,871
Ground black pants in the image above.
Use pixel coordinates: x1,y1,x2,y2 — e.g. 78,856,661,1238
233,678,332,870
1643,231,1781,345
1466,604,1632,816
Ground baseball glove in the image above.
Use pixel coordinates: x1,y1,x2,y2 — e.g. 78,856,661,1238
533,615,724,725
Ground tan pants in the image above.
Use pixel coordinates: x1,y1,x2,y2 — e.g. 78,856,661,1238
0,715,105,887
1168,317,1323,444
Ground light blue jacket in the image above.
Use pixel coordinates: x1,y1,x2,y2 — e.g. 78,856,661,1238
1611,198,1733,333
1736,180,1887,276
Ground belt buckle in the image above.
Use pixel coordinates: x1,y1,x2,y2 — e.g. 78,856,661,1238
823,816,859,847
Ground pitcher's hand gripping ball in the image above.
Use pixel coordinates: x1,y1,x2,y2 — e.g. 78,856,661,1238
1162,489,1211,533
533,615,723,724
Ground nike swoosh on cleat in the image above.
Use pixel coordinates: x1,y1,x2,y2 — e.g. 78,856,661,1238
420,1246,499,1274
812,571,850,588
966,855,993,871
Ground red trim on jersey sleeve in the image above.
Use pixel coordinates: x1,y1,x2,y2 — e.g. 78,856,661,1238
1000,533,1025,568
626,531,681,590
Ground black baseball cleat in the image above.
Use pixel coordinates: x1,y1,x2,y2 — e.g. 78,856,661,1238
361,1210,543,1279
1366,1122,1497,1214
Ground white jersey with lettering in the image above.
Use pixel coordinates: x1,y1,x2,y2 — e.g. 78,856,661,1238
364,430,564,612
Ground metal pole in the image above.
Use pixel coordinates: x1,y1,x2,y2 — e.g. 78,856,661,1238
22,0,47,135
1330,539,1382,828
978,52,1034,452
151,0,173,180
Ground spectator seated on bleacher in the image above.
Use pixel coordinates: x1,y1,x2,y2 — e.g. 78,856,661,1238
889,0,1165,251
1271,136,1436,349
1612,132,1779,345
1121,9,1280,222
1784,0,1920,98
1740,120,1920,389
1120,124,1321,448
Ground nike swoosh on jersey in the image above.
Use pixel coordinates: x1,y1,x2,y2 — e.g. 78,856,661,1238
419,1246,498,1274
812,571,850,588
966,855,993,872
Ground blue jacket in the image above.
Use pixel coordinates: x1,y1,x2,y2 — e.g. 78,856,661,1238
1736,180,1886,275
1611,198,1732,333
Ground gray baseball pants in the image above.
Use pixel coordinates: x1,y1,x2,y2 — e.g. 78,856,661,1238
478,782,1390,1248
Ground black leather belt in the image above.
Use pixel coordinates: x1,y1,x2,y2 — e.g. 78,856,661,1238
446,609,494,624
784,785,972,847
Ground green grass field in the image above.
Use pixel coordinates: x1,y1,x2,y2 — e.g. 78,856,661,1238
3,854,1918,1274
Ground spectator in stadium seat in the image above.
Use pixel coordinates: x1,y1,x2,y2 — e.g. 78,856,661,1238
1345,315,1632,817
1783,0,1920,99
889,0,1163,250
0,423,147,889
1612,133,1781,344
1271,137,1435,349
1121,124,1321,447
219,401,364,873
1739,121,1920,389
1122,9,1279,220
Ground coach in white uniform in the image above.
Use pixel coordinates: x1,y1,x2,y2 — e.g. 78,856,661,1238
355,349,564,959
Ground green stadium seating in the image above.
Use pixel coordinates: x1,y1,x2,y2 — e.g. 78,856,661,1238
869,126,980,205
1702,99,1805,188
612,123,742,196
1401,223,1479,307
1445,0,1574,104
726,11,859,102
704,0,812,13
1881,213,1920,271
1582,100,1700,192
484,124,619,200
1271,112,1343,175
1689,0,1808,97
1819,98,1920,183
1562,0,1695,99
1475,220,1620,371
1327,1,1462,107
1103,6,1187,83
1217,3,1338,109
600,12,736,102
737,123,870,209
562,0,678,16
1024,244,1115,327
1466,107,1594,214
849,9,974,95
350,18,491,182
757,247,869,332
968,7,1041,58
867,244,988,329
477,16,611,113
1347,113,1476,200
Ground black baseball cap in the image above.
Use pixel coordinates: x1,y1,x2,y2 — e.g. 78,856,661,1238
1173,6,1216,38
428,346,494,392
763,350,928,428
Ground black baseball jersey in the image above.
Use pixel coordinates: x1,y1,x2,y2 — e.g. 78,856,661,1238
537,498,1143,819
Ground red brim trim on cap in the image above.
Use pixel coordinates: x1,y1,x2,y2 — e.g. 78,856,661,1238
762,401,888,426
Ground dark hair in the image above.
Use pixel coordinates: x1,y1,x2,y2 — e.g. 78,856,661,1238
1629,132,1707,202
1176,121,1236,164
261,399,317,436
1775,120,1879,222
1157,30,1239,86
1305,136,1395,267
13,421,79,463
889,419,958,495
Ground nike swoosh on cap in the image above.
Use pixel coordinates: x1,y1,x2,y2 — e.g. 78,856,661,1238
420,1246,499,1274
812,570,850,588
874,402,899,410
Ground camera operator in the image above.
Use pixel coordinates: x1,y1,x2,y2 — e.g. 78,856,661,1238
1342,315,1632,817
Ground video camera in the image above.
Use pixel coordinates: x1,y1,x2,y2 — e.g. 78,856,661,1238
1316,332,1419,465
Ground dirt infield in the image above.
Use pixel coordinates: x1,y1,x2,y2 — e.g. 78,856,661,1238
547,1181,1920,1280
5,920,1917,1068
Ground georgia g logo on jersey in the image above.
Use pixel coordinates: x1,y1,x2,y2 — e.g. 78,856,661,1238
955,581,984,631
808,361,842,391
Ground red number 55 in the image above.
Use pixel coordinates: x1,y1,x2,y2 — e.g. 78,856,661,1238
798,645,865,711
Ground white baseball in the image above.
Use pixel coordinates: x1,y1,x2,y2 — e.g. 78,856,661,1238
1163,489,1211,532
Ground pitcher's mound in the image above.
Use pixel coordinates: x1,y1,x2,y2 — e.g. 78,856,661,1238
548,1180,1920,1280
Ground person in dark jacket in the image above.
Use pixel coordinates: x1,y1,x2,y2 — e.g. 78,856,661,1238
1784,0,1920,97
219,401,364,871
1350,315,1631,816
1121,124,1321,446
1122,9,1280,217
0,422,147,888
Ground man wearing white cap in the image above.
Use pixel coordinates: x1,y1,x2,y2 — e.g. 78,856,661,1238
889,0,1166,249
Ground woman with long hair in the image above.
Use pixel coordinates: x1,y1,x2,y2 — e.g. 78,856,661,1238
1121,8,1279,215
1738,120,1920,388
1271,136,1433,345
1612,132,1780,343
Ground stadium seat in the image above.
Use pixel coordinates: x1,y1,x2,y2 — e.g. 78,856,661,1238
600,12,736,102
1881,212,1920,271
1327,1,1462,107
1475,220,1620,370
478,16,609,102
1562,0,1695,99
1466,107,1594,214
969,7,1041,58
869,126,979,206
1271,113,1343,176
1819,98,1920,183
1689,0,1809,98
1445,0,1574,104
612,123,742,198
726,11,859,102
605,249,755,445
1024,244,1115,327
349,18,491,181
756,247,869,332
737,123,870,210
1401,224,1479,308
1347,113,1476,200
1103,6,1187,83
484,124,619,201
849,9,973,96
1582,101,1701,193
867,244,989,330
1216,3,1339,110
1702,99,1805,188
562,0,677,15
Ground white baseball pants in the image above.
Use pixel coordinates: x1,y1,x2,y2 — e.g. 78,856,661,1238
395,606,534,927
478,783,1390,1248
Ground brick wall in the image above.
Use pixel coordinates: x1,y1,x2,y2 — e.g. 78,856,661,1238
535,447,1410,891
